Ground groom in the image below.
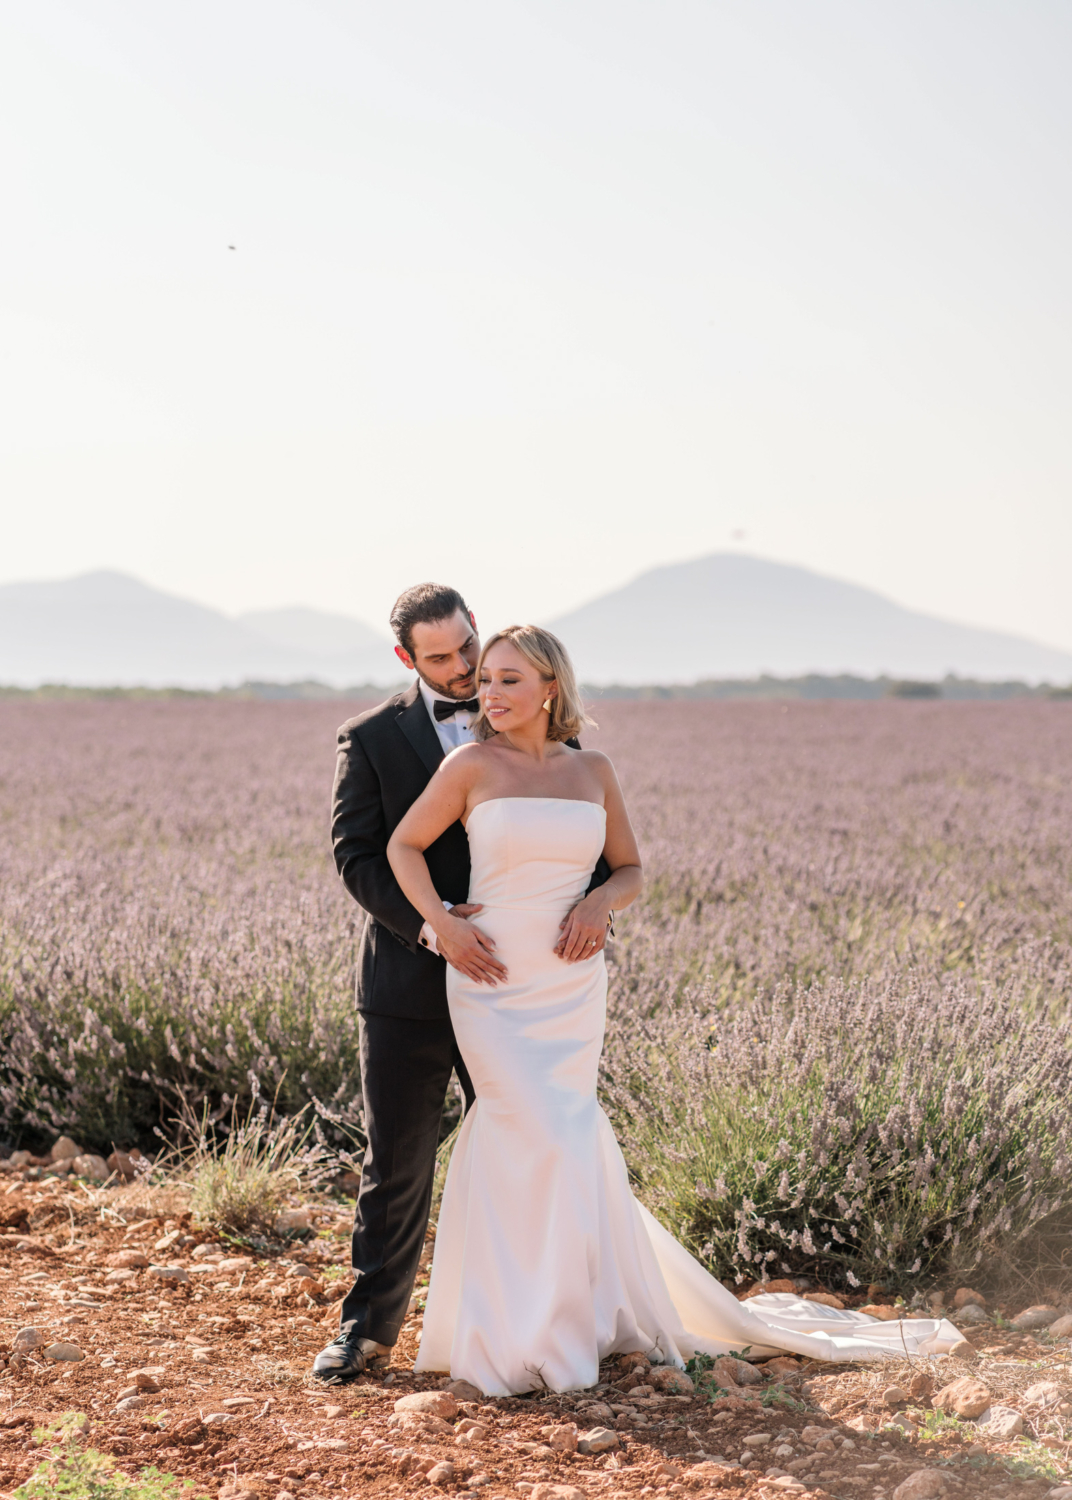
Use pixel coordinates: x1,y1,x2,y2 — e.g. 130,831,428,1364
314,582,611,1381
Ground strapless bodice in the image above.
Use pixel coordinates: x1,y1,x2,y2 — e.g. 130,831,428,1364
465,797,606,913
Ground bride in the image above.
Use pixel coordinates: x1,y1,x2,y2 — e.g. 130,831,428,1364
387,625,962,1396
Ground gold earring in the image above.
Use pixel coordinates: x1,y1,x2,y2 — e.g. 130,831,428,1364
542,697,553,713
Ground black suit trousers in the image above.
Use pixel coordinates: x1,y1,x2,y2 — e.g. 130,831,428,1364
339,1012,475,1347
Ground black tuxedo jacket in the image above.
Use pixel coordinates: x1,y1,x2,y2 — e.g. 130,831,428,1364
331,682,609,1021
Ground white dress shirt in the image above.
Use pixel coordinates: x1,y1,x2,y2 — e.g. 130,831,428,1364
417,678,476,954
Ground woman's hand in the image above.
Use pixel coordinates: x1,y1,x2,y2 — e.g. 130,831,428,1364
437,909,509,987
555,893,610,963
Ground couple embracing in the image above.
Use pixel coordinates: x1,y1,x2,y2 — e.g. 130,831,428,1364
314,583,963,1396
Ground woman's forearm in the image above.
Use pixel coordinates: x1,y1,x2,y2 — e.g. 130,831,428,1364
592,863,643,914
387,837,456,934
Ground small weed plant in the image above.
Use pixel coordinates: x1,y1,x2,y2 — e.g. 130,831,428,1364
16,1419,204,1500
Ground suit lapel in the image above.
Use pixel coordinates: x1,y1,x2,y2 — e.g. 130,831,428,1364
396,681,445,777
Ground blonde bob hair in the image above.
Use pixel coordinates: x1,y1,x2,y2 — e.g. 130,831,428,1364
472,625,593,744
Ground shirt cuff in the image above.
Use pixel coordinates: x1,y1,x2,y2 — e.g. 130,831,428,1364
419,901,454,956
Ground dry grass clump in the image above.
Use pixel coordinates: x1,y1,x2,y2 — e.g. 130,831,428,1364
164,1095,338,1239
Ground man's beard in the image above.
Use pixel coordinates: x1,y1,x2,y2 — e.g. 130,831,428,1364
417,665,477,701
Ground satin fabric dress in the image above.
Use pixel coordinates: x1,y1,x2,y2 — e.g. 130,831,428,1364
414,797,964,1396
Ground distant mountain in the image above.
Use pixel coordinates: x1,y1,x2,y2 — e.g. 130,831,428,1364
0,571,399,688
547,553,1072,685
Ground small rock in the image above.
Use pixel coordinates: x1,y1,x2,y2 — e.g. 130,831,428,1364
43,1342,84,1362
618,1351,651,1374
882,1385,907,1407
762,1357,801,1375
50,1137,81,1163
425,1461,454,1488
926,1291,945,1314
13,1327,44,1352
294,1276,324,1297
106,1268,136,1284
275,1208,312,1233
577,1427,619,1454
109,1249,149,1269
908,1371,934,1400
322,1404,344,1419
222,1397,257,1409
947,1339,976,1361
1012,1304,1060,1330
741,1278,799,1298
106,1151,138,1180
543,1425,578,1453
394,1391,460,1420
889,1412,920,1436
932,1376,992,1419
892,1471,949,1500
730,1360,764,1386
69,1154,109,1182
952,1287,986,1310
116,1396,144,1412
154,1230,182,1253
955,1303,988,1325
1023,1380,1068,1408
130,1371,162,1390
445,1378,484,1402
1049,1314,1072,1339
742,1431,772,1447
1046,1488,1072,1500
149,1264,190,1283
802,1291,845,1308
529,1487,587,1500
977,1405,1023,1439
648,1365,695,1394
653,1463,680,1479
203,1412,236,1426
709,1355,744,1389
859,1304,903,1321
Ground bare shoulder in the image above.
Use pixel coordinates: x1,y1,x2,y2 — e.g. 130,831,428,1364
572,747,620,791
433,740,497,784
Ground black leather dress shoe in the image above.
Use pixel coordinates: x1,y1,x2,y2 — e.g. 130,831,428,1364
312,1329,393,1382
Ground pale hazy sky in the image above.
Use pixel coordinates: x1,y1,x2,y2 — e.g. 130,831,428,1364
3,1,1071,646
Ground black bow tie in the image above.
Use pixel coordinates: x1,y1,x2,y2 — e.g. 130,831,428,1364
433,697,479,721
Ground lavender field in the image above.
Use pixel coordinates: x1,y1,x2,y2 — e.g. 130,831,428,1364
3,698,1072,1289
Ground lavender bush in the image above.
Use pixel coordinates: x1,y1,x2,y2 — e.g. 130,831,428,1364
603,975,1072,1289
2,696,1071,1284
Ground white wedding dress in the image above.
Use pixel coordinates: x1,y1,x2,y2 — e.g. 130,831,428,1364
415,798,963,1396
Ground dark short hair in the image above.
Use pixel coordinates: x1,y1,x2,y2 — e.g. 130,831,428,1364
389,583,470,658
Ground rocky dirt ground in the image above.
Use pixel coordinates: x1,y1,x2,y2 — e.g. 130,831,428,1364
2,1171,1072,1500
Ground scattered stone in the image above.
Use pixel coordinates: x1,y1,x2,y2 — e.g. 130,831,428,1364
617,1351,651,1374
203,1412,236,1426
106,1151,138,1180
116,1396,144,1412
1049,1314,1072,1339
709,1355,744,1389
130,1371,162,1390
947,1339,976,1361
275,1208,312,1233
322,1405,344,1419
742,1431,772,1447
952,1287,986,1309
542,1425,578,1453
762,1357,801,1375
446,1378,484,1402
577,1427,619,1454
529,1487,587,1500
149,1264,190,1283
859,1304,903,1321
892,1471,949,1499
222,1397,257,1409
425,1461,454,1487
1023,1380,1068,1408
1046,1487,1072,1500
881,1385,907,1406
729,1360,764,1386
1012,1304,1061,1330
43,1342,84,1362
294,1277,324,1297
69,1154,109,1181
741,1278,799,1298
109,1249,149,1269
154,1230,182,1253
954,1303,988,1325
932,1376,992,1419
13,1327,44,1352
653,1463,681,1479
977,1405,1023,1438
50,1137,81,1163
394,1391,460,1420
889,1412,920,1435
802,1291,845,1309
106,1268,136,1284
648,1365,695,1393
